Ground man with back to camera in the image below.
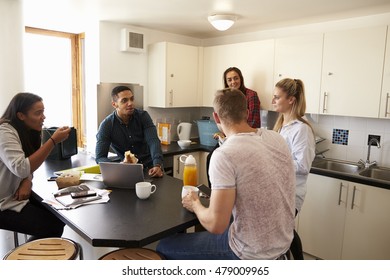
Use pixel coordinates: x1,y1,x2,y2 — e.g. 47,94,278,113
156,88,296,259
95,85,164,178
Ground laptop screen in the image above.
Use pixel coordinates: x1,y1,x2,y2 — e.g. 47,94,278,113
99,162,144,189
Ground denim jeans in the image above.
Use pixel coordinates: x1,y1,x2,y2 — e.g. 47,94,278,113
156,227,240,260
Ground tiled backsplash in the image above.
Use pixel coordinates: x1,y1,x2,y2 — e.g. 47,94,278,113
308,114,390,167
146,107,390,167
332,129,349,145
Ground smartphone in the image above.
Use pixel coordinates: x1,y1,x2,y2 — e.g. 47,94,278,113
70,190,97,199
47,176,58,181
197,184,211,198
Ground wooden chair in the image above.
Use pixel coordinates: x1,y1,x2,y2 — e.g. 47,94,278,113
3,237,83,260
99,248,164,260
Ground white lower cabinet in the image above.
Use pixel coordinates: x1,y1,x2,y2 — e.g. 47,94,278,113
198,152,210,187
298,173,390,260
173,151,209,186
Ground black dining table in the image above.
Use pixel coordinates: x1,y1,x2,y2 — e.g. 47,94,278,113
31,152,200,248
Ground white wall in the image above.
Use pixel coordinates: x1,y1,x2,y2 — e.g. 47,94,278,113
0,0,25,257
0,0,24,114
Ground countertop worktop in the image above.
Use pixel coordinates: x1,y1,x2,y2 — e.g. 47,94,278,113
310,158,390,191
161,139,216,156
162,142,390,191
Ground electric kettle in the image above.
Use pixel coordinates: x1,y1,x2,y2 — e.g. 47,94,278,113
177,122,192,140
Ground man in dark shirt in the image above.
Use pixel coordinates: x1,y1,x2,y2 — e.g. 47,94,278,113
95,86,164,177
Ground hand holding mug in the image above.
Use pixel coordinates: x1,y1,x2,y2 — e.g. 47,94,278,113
181,185,199,212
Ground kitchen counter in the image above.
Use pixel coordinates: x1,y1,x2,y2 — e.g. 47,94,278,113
161,139,216,156
163,144,390,191
310,158,390,191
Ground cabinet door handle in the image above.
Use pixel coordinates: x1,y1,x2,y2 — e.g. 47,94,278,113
176,156,180,174
385,93,390,118
338,182,348,206
338,182,343,205
351,185,357,210
169,90,173,106
322,92,328,113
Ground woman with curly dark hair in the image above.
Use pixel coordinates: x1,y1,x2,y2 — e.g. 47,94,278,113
0,92,71,240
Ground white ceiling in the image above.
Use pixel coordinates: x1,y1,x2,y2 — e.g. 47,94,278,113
23,0,390,38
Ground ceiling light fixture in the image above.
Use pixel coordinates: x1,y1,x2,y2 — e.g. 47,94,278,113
208,14,237,31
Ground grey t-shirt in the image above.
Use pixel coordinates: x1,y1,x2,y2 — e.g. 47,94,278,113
209,129,295,259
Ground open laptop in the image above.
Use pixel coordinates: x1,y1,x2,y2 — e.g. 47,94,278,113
99,162,145,189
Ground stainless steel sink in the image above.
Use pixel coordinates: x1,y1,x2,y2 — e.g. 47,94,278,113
312,159,362,174
359,167,390,182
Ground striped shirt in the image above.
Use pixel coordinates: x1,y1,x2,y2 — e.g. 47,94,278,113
95,109,163,169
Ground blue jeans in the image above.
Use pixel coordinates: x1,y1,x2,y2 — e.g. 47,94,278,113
156,228,240,260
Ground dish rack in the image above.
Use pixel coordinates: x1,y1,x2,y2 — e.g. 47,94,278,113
315,136,329,158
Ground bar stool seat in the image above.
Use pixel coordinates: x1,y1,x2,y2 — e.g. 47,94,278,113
99,248,164,260
3,237,82,260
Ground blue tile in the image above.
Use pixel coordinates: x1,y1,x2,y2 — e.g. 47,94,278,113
332,129,349,145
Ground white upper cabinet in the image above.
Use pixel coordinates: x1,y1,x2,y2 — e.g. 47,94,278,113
148,42,199,107
274,34,324,114
320,26,387,118
379,26,390,119
202,44,233,107
202,40,275,110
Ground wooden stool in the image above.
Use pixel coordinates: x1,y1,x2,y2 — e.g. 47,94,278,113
3,237,82,260
99,248,164,260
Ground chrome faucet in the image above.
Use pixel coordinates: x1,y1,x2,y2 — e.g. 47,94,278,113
361,138,381,168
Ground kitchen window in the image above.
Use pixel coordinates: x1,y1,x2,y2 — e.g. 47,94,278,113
24,27,86,148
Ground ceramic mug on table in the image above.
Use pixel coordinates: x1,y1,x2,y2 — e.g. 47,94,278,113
181,185,199,199
136,182,157,199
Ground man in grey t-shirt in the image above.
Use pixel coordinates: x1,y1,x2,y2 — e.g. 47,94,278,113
157,88,295,260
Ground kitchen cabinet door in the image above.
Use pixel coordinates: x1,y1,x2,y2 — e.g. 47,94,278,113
379,26,390,119
298,174,347,259
342,182,390,260
299,174,390,260
320,25,387,117
202,44,237,107
202,40,274,110
148,42,199,107
274,34,323,114
173,152,210,187
173,152,200,182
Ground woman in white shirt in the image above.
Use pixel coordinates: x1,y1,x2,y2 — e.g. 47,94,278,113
272,78,315,259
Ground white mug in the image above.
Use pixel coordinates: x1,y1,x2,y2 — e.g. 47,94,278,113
136,182,157,199
181,185,199,199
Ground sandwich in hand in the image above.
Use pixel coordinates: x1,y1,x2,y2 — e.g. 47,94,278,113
123,150,138,163
213,132,225,140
